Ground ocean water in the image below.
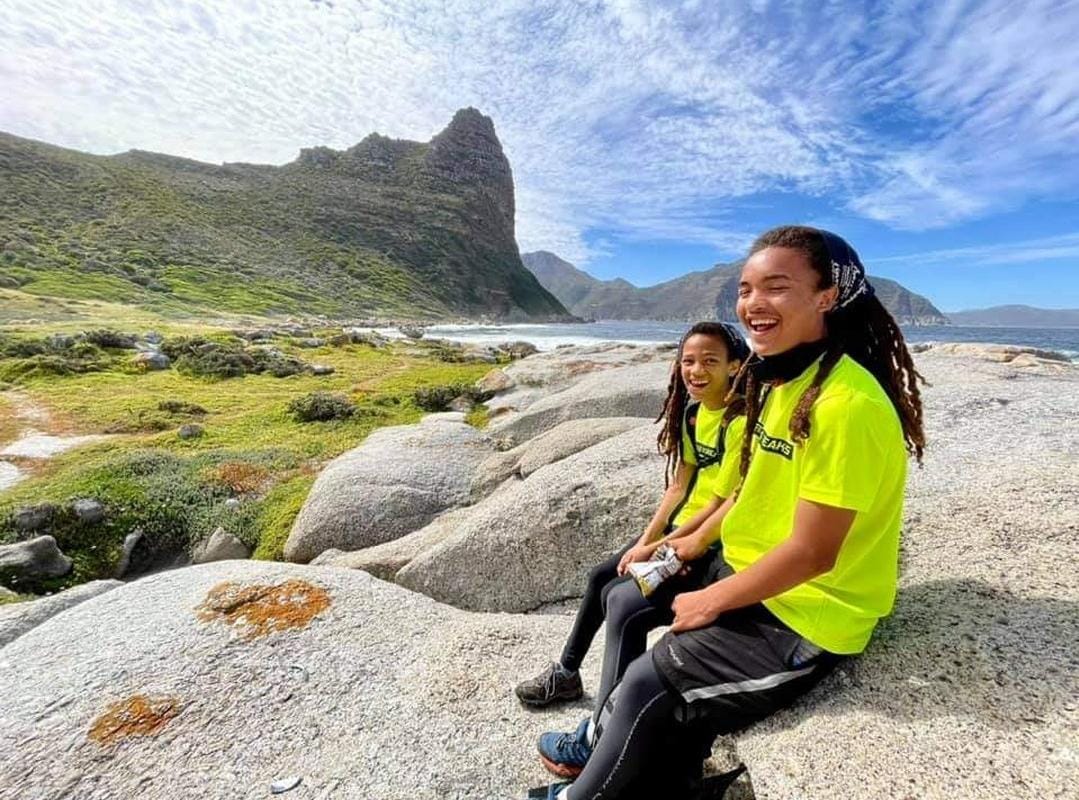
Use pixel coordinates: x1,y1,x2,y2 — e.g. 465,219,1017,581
426,321,1079,360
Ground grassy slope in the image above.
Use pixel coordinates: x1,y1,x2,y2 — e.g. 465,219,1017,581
0,308,494,593
0,120,568,321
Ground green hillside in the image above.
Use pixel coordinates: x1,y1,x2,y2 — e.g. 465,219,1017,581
0,109,570,322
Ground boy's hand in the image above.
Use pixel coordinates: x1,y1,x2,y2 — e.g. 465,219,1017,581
617,543,655,576
670,587,723,632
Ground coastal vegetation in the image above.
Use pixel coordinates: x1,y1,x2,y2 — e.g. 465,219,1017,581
0,304,497,594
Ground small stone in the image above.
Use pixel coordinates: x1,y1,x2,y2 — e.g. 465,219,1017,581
0,536,73,581
192,528,250,564
498,340,538,359
342,329,389,348
398,325,424,340
270,776,303,794
296,338,324,348
448,395,474,413
311,365,335,376
114,529,143,578
133,351,170,371
224,498,241,511
72,499,105,524
178,424,204,440
476,368,514,394
13,504,57,533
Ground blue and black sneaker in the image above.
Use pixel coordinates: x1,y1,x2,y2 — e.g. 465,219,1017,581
537,717,592,779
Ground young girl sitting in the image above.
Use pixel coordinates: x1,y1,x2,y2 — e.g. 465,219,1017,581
515,322,749,740
531,226,925,798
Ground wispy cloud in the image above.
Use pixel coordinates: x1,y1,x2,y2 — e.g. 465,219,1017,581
1,0,1076,264
874,232,1079,267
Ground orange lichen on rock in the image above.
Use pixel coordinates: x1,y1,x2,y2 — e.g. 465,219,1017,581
88,694,181,745
196,579,331,640
208,461,271,494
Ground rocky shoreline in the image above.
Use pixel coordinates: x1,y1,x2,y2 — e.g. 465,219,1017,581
1,340,1076,799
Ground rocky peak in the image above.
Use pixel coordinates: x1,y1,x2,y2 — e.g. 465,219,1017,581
425,108,514,233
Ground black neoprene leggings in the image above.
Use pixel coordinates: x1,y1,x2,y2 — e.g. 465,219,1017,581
558,542,632,674
562,657,695,800
559,542,716,717
564,604,844,800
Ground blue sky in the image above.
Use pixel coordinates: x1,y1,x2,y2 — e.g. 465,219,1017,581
2,0,1077,311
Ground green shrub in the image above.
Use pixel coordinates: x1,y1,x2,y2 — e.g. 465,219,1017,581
0,337,48,358
83,329,136,349
157,400,207,415
164,336,306,380
175,348,254,379
412,383,494,412
0,344,109,381
161,335,214,361
249,349,307,378
288,391,356,422
103,410,174,434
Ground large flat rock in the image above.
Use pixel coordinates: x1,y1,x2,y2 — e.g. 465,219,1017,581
0,561,600,800
397,423,664,612
470,416,651,500
488,360,672,446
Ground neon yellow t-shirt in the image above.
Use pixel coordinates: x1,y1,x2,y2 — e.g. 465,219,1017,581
672,407,745,528
719,355,907,654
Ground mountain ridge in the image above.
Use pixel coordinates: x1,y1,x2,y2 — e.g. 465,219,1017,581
523,250,948,325
947,305,1079,327
0,109,571,321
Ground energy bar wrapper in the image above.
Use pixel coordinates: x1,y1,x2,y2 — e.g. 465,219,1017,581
628,544,683,597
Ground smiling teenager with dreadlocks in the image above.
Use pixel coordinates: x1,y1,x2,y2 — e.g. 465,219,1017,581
516,323,749,744
526,226,925,800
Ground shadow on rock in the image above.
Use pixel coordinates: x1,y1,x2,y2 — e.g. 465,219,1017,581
767,577,1076,730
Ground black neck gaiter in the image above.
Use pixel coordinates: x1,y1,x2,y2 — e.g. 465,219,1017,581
750,339,829,384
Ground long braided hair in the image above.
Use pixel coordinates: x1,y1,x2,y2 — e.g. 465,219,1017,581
734,226,926,480
656,321,748,484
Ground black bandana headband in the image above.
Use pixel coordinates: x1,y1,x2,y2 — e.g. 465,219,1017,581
819,229,874,310
678,322,750,364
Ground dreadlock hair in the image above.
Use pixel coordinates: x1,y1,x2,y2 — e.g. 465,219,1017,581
656,321,749,485
735,225,926,481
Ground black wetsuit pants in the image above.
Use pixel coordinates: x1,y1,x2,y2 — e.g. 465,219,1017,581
563,601,844,800
559,540,717,717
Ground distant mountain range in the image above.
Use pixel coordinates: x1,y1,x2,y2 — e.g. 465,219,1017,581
0,109,570,321
523,251,948,325
947,305,1079,328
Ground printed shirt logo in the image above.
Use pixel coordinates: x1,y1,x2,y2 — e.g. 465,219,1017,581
694,440,723,469
688,412,725,469
753,421,794,460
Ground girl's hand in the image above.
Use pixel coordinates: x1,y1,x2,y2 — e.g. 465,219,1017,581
617,543,655,576
670,587,723,632
670,533,708,563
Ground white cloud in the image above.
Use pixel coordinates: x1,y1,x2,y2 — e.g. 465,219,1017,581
873,232,1079,266
0,0,1076,264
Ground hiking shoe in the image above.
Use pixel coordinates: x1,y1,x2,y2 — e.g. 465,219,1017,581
526,781,572,800
537,717,592,779
515,662,583,707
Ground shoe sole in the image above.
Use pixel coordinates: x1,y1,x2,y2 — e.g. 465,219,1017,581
516,691,583,708
538,753,584,779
